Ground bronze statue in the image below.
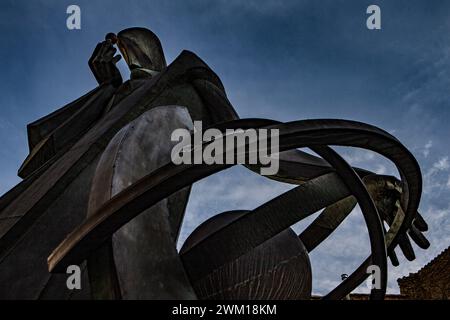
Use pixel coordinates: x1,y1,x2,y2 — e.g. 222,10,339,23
0,27,429,300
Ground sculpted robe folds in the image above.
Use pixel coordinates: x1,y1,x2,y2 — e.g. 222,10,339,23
0,27,430,301
0,35,238,298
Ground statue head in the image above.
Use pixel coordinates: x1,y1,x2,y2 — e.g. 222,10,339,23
108,27,166,75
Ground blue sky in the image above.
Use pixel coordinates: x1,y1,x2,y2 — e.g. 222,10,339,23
0,0,449,295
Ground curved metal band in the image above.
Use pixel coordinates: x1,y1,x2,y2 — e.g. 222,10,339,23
299,196,357,252
323,205,405,299
310,146,387,300
242,120,392,299
271,119,421,241
181,145,388,299
273,120,420,299
181,172,351,281
204,119,420,261
48,118,421,300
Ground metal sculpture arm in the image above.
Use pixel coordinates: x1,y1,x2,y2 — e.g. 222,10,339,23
47,118,424,300
299,174,429,264
240,119,428,265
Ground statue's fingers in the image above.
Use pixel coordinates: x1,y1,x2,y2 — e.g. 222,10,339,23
388,249,399,267
89,59,106,83
97,40,112,60
398,233,416,261
413,212,428,232
384,211,393,226
382,222,400,266
102,47,117,62
408,225,430,249
89,42,103,65
112,54,122,64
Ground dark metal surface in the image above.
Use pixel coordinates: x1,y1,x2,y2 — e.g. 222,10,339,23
48,118,422,300
0,27,426,299
87,106,196,299
181,210,312,300
0,48,239,299
181,172,350,283
116,27,167,73
310,146,387,300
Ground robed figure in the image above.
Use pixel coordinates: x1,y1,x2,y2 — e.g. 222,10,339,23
0,28,429,300
0,27,239,299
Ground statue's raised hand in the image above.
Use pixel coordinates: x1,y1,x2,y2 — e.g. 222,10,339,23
89,39,122,88
363,174,430,266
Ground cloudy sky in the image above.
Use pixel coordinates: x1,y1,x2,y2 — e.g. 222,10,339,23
0,0,449,295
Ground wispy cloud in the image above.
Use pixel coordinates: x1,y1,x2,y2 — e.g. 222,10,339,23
432,157,449,171
423,140,433,158
423,156,450,195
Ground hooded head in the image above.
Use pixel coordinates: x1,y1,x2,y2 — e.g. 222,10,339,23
115,27,166,74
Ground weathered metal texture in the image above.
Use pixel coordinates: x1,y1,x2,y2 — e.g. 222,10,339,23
191,79,238,125
117,27,167,72
0,157,98,299
48,118,422,300
299,196,357,252
26,86,105,151
310,146,387,300
180,210,312,300
182,172,350,283
0,27,425,300
0,50,237,299
87,106,196,299
299,173,428,267
179,143,388,299
300,173,407,254
18,85,117,179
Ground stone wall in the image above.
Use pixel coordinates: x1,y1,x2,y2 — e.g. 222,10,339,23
398,247,450,299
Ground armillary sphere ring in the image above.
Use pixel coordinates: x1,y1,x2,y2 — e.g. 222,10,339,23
47,118,422,300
